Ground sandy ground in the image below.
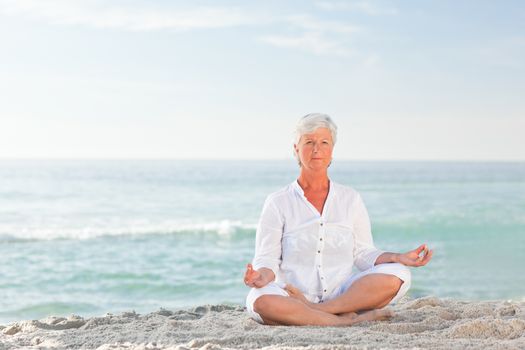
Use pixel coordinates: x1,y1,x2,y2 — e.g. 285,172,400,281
1,296,524,350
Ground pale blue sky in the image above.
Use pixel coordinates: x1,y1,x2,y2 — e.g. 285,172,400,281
1,0,524,160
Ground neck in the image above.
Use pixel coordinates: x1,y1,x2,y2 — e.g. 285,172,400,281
297,168,329,191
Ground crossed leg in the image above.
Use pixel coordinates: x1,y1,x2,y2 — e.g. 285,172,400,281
252,271,405,326
253,294,393,326
286,273,404,315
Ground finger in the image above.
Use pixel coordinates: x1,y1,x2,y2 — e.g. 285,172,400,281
243,275,251,285
243,265,251,277
285,285,302,297
244,264,256,284
245,273,260,286
415,249,426,261
421,246,430,257
246,264,259,278
415,250,433,267
414,244,426,255
244,264,252,276
422,250,433,264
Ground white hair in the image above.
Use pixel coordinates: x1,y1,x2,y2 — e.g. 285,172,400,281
293,113,338,166
294,113,338,145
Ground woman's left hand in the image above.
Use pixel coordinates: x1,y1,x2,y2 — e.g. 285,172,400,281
397,244,433,267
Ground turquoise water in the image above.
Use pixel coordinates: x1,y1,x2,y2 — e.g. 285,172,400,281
1,160,524,324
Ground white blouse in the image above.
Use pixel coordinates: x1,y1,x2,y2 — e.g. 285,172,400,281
252,180,384,303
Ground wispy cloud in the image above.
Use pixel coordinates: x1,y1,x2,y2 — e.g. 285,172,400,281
260,14,359,56
260,32,352,56
285,14,360,34
0,0,365,57
314,0,399,16
0,0,255,31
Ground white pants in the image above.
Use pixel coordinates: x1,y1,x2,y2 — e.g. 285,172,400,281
246,263,411,324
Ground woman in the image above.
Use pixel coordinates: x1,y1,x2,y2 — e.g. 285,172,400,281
243,113,433,326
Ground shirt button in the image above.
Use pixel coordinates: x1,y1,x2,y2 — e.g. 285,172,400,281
321,277,324,280
317,250,320,253
320,238,323,241
320,223,324,226
324,289,327,292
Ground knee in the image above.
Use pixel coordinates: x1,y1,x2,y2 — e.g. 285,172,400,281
253,295,273,315
386,275,403,294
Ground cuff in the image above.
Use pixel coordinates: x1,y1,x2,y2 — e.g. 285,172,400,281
355,249,385,271
252,260,279,277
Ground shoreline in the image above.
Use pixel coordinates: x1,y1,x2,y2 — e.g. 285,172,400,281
1,297,524,350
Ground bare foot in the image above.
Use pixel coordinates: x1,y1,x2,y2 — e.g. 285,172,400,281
284,284,310,305
337,311,359,326
344,308,394,325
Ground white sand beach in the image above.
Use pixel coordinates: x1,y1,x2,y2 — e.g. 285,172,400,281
1,296,524,350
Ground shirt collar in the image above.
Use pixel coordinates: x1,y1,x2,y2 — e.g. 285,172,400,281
292,179,305,196
293,179,333,196
293,179,333,218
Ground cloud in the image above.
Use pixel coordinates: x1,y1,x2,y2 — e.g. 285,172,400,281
0,0,255,31
260,32,352,56
260,14,359,56
285,13,360,34
0,0,364,57
314,0,399,16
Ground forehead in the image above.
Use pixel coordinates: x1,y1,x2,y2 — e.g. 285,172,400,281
301,127,333,139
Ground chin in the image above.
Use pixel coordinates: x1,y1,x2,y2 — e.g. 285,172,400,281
308,163,329,170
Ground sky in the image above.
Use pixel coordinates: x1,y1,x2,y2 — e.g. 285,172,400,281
0,0,524,160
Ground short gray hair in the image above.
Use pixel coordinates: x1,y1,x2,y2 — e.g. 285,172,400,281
293,113,338,166
294,113,337,145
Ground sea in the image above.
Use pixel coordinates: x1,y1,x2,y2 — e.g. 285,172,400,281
1,160,524,324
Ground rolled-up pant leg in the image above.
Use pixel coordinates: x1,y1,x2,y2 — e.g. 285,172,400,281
245,282,289,323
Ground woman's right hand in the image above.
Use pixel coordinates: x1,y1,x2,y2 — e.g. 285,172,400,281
244,263,271,288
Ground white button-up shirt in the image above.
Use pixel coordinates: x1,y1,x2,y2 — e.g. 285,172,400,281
252,180,384,303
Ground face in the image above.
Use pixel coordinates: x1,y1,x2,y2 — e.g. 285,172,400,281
294,127,334,170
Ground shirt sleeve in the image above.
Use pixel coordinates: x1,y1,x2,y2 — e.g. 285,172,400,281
352,192,384,271
252,196,284,276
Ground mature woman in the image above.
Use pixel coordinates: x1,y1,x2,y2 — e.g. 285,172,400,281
243,113,433,326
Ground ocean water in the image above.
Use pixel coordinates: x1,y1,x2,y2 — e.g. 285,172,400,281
0,160,524,324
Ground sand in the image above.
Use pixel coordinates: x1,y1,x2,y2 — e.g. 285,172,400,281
1,296,524,350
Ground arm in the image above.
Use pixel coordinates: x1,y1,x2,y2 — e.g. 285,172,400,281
353,192,433,268
375,244,433,267
352,193,385,271
375,252,400,264
244,197,283,288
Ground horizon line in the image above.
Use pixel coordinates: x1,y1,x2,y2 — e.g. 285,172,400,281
0,157,524,163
